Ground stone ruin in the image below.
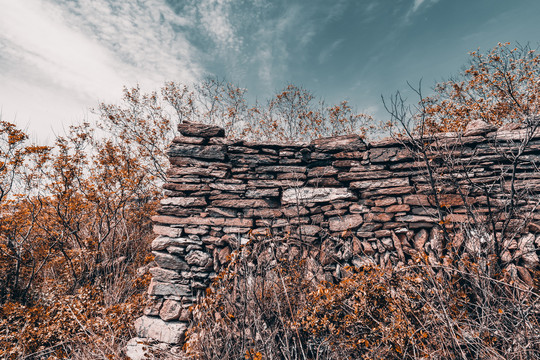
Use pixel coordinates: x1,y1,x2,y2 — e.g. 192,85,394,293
127,120,540,357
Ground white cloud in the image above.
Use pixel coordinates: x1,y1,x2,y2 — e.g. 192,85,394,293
0,0,204,140
412,0,427,13
250,5,301,87
196,0,241,52
405,0,440,21
318,39,344,64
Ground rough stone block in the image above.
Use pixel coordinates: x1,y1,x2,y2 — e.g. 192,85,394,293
282,187,354,204
160,299,183,321
134,316,187,344
149,267,183,283
212,199,278,209
160,197,207,207
312,134,366,152
369,147,413,163
167,144,226,160
350,178,409,190
177,122,225,138
153,225,183,238
403,194,431,206
152,251,190,271
152,215,253,228
152,236,200,251
148,279,191,297
329,214,363,231
185,250,213,268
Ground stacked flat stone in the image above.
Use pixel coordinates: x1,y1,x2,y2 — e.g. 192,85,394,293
133,120,540,352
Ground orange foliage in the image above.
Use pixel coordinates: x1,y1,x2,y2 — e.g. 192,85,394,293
0,119,159,357
422,43,540,133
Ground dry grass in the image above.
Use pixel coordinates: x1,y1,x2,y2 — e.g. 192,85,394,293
184,232,539,360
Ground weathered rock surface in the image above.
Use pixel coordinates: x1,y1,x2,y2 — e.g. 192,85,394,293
282,187,354,204
177,121,225,138
312,134,366,152
125,337,150,360
152,252,190,271
160,299,183,321
329,214,364,231
134,316,187,344
463,119,497,137
148,279,191,296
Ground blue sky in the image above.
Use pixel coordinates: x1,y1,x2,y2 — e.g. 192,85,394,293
1,0,539,141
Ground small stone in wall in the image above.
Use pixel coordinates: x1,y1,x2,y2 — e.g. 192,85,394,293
517,234,539,269
218,246,232,265
186,250,213,268
414,229,429,251
329,214,363,232
148,279,191,297
282,187,354,204
153,251,190,271
298,225,322,237
149,267,183,283
463,119,497,137
160,299,183,321
352,256,375,268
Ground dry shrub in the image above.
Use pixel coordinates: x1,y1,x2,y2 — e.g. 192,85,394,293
0,275,148,359
185,233,539,360
0,118,157,359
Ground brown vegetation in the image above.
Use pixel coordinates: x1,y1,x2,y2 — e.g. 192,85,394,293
185,234,539,360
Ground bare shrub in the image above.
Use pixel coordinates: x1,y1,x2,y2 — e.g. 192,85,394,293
184,231,539,360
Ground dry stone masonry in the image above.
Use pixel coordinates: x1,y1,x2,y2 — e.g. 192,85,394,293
130,120,540,354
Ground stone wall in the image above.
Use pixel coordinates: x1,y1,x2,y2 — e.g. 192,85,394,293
130,121,540,355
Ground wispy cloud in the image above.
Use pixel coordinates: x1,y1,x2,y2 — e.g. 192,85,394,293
195,0,241,52
318,39,344,64
412,0,427,13
405,0,440,22
250,4,302,87
0,0,204,139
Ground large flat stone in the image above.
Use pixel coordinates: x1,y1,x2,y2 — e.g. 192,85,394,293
463,119,497,137
149,267,183,283
212,199,278,208
151,236,201,251
329,214,364,231
167,166,228,178
148,279,192,296
177,122,225,138
307,166,339,178
152,215,253,227
282,187,354,204
167,144,226,160
160,197,207,207
125,337,150,360
134,316,187,344
153,225,183,238
350,178,409,190
152,251,190,271
312,134,366,152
